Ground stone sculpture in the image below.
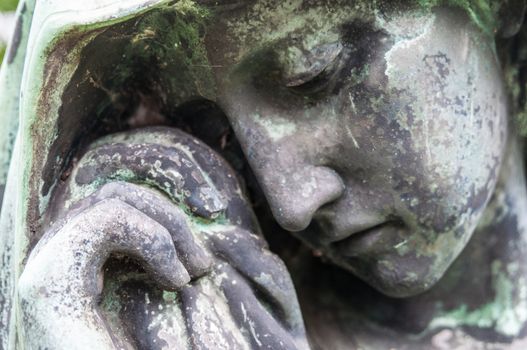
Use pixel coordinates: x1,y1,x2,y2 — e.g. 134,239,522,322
1,0,527,349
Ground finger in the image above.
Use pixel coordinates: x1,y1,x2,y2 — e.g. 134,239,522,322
88,127,260,232
216,264,301,350
19,199,192,350
141,127,261,233
69,142,226,219
112,281,192,350
40,198,191,293
205,227,304,334
70,181,213,279
179,278,249,350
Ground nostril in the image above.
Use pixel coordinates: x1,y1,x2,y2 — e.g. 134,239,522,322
267,166,345,232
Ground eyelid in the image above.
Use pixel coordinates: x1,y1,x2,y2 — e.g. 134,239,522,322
283,42,343,87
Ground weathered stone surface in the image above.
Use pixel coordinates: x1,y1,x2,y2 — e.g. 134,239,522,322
18,127,307,349
1,1,527,349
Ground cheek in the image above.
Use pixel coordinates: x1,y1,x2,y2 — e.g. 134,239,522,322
385,97,506,234
382,15,507,199
381,52,508,232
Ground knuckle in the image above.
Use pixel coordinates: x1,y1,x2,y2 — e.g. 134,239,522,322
91,197,128,215
97,181,126,195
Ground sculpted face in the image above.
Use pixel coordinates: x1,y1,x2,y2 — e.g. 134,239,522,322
208,2,508,297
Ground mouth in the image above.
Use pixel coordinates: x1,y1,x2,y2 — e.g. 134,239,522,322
328,221,398,258
295,214,398,257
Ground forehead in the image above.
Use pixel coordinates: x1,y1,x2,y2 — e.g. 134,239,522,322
205,0,435,65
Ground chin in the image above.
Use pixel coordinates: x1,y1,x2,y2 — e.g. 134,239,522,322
366,270,443,299
333,252,447,299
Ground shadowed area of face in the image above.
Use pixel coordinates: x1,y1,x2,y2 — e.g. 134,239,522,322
205,1,508,297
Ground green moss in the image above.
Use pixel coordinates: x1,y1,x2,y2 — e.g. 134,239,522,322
106,2,215,105
100,277,124,315
163,291,178,302
416,0,498,36
517,110,527,137
429,260,527,337
0,44,5,65
174,0,208,17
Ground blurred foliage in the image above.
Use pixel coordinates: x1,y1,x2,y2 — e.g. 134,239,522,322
0,0,18,63
0,43,5,64
0,0,18,12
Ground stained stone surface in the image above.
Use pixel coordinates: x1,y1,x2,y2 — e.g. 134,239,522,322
19,127,308,349
1,0,527,349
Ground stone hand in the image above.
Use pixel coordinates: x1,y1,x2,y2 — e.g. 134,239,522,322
18,180,215,349
114,223,308,350
18,127,307,349
18,127,224,349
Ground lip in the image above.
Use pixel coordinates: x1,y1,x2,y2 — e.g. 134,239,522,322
313,212,388,244
330,221,394,257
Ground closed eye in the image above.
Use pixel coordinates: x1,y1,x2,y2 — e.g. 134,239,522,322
282,42,343,89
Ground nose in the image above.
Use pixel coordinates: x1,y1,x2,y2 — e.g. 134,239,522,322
219,78,345,232
258,163,345,232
